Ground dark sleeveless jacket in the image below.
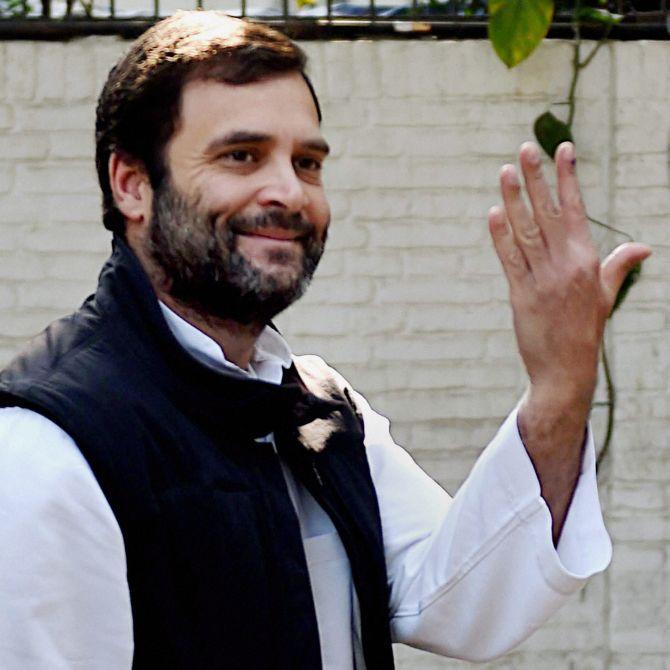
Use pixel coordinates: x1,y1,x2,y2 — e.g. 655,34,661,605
0,238,395,670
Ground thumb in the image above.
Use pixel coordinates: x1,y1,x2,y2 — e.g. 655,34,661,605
600,242,652,312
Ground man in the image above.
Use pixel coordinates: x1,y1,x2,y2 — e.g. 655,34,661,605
0,10,650,670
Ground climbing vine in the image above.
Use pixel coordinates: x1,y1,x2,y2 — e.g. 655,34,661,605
487,0,643,471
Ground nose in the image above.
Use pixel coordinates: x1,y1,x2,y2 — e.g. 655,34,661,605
257,159,309,214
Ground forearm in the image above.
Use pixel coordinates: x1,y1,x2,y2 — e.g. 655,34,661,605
388,408,611,661
517,385,591,545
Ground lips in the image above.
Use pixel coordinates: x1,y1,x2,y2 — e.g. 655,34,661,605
237,229,302,242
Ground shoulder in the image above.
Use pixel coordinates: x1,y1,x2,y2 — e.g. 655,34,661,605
0,309,95,389
292,354,342,381
292,354,384,436
296,352,383,408
292,354,357,399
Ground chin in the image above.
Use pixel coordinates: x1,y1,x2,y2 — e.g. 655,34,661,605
262,267,304,293
250,255,303,281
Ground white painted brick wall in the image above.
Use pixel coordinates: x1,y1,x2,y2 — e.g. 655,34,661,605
0,36,669,668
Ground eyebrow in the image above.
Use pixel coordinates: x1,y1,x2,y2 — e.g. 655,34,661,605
302,138,330,156
205,131,330,156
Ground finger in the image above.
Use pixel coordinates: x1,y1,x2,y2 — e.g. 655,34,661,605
488,205,531,289
555,142,592,245
519,142,565,251
500,164,549,273
601,242,652,312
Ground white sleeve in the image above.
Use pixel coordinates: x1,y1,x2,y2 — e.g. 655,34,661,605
0,407,133,670
355,392,612,662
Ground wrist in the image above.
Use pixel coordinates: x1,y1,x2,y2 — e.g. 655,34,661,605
525,376,595,420
518,386,590,455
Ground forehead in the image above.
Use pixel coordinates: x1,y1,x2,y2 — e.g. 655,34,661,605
173,72,322,149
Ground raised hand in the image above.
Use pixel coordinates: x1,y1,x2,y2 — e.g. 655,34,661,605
488,141,651,544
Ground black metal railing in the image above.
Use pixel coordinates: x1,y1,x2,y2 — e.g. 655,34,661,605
0,0,667,39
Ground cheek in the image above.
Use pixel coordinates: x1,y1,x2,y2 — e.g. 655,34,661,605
309,195,331,239
195,174,249,214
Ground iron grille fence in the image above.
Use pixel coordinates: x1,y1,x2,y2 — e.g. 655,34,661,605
0,0,667,39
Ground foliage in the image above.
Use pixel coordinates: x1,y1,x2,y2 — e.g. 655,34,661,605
458,0,488,15
533,111,573,158
0,0,30,16
488,0,554,67
611,261,642,315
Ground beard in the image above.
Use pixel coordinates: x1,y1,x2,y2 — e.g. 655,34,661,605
143,178,327,326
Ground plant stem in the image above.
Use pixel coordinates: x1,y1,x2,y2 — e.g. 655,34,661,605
566,0,623,476
596,343,615,473
580,30,610,70
568,5,615,129
567,42,581,127
587,215,634,241
567,0,583,128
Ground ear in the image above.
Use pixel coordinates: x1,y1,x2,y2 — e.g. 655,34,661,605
108,152,153,229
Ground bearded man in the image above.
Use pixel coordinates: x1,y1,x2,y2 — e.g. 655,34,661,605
0,10,650,670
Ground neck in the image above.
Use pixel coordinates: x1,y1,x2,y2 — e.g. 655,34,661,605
126,228,263,370
158,292,263,370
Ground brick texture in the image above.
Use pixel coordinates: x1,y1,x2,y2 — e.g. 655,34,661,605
0,36,669,669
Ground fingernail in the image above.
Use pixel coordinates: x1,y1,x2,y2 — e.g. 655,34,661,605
526,144,540,165
503,165,519,185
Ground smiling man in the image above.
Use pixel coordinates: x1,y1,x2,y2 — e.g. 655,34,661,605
121,73,332,365
0,10,650,670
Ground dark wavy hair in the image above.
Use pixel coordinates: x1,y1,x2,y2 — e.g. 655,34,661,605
95,11,320,236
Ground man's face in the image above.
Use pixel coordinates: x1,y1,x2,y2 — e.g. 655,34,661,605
143,73,331,325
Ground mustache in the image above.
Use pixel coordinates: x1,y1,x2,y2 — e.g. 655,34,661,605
225,209,316,238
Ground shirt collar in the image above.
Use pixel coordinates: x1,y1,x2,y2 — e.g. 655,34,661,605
158,302,292,384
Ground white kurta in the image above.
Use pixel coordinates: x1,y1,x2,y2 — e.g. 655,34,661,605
0,306,612,669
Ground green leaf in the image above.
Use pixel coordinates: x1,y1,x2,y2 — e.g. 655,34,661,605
488,0,554,68
610,262,643,316
533,111,574,159
0,0,30,15
576,7,623,26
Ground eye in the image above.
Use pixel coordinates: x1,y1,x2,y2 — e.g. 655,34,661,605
294,156,323,172
221,149,257,164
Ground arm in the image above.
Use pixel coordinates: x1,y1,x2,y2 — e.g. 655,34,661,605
0,408,133,670
355,389,610,662
489,142,651,544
